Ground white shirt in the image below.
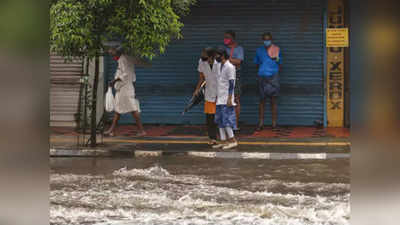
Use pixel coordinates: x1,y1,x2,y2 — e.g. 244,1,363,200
216,60,236,105
115,54,136,84
197,59,220,102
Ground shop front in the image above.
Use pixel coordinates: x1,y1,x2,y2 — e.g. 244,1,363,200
105,0,349,127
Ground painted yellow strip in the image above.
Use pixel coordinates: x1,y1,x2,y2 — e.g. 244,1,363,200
50,137,350,147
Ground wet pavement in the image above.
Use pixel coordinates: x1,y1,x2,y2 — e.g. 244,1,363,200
50,156,350,225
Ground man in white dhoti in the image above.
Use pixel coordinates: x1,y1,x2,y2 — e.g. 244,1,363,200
104,46,146,137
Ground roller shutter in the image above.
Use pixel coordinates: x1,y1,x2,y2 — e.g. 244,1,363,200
105,0,324,125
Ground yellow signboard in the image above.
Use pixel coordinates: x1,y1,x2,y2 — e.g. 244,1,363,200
326,28,349,47
326,0,346,127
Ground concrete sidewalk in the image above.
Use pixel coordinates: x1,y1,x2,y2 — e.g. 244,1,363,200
50,125,350,159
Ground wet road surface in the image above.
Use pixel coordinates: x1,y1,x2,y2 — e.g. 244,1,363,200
50,156,350,225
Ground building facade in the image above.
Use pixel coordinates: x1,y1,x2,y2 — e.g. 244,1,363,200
50,0,351,128
105,0,350,127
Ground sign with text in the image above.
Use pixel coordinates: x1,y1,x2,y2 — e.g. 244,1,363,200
326,0,346,127
326,28,349,47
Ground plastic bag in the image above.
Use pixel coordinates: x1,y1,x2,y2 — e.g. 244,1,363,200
105,87,115,112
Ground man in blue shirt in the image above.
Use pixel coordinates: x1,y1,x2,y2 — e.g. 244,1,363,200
224,30,244,131
254,32,282,131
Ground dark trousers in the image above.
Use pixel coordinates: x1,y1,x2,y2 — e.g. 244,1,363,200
206,114,217,140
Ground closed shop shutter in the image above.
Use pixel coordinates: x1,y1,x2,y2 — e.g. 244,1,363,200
50,54,83,127
105,0,324,125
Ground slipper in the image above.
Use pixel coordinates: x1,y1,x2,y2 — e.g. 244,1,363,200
208,140,218,145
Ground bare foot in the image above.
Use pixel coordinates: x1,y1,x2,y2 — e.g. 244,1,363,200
104,130,115,137
136,131,147,137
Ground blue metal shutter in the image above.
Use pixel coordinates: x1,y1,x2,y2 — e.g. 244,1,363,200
105,0,324,125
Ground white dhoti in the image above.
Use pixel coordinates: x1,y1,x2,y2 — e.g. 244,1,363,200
114,82,138,114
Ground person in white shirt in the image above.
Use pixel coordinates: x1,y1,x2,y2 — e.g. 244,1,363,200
104,46,146,137
193,47,220,147
213,47,238,150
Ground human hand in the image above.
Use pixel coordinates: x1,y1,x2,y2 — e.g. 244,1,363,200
193,89,200,97
227,96,233,107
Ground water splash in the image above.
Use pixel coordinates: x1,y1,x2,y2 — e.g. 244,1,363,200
113,165,171,178
50,165,350,225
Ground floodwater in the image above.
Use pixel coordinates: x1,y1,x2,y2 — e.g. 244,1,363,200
50,156,350,225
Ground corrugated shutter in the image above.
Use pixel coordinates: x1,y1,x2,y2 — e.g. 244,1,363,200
50,54,83,127
106,0,324,125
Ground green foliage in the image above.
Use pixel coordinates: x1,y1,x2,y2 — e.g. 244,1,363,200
172,0,196,16
50,0,196,60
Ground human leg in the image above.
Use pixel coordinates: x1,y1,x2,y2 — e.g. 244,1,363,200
257,98,266,131
271,96,278,128
105,113,120,135
234,96,240,131
206,114,217,143
131,111,146,136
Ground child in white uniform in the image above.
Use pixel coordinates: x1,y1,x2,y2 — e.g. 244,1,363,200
213,48,238,150
194,47,220,146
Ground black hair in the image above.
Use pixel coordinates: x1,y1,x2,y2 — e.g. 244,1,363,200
203,47,216,58
116,46,124,55
262,32,272,39
225,30,236,39
216,47,229,59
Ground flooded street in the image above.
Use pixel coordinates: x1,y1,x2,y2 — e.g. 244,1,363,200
50,156,350,225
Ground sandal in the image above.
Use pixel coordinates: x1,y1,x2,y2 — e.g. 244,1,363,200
208,140,218,146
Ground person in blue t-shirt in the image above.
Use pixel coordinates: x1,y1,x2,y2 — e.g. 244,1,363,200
254,32,282,131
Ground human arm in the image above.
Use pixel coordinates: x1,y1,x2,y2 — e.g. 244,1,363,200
229,46,244,67
109,77,121,87
227,79,235,107
227,66,235,106
277,51,282,70
193,73,205,96
111,57,130,90
254,49,260,78
229,58,242,66
193,60,205,96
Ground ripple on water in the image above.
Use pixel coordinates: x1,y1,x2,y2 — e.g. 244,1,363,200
50,166,350,225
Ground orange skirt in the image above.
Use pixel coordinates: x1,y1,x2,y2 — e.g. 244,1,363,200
204,101,216,114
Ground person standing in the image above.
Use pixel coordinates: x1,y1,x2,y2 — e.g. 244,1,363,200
213,48,238,150
254,32,282,131
193,47,220,147
223,30,244,131
104,46,147,137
